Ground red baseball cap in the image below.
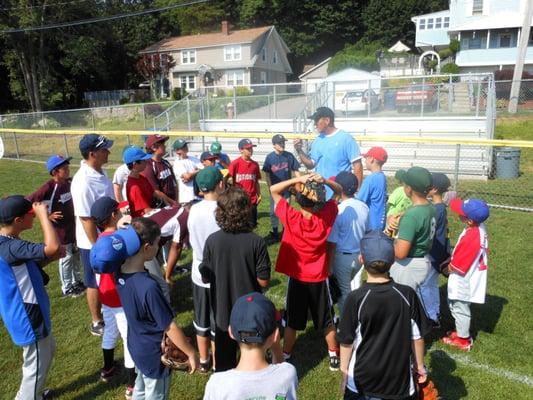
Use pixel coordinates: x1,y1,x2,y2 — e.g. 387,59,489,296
362,146,388,163
145,134,169,150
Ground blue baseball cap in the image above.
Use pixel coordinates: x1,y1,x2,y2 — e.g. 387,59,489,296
90,225,141,273
238,138,256,150
123,146,152,164
230,292,276,344
450,198,489,223
360,230,395,266
79,134,113,153
46,155,72,174
335,171,358,196
0,195,33,224
90,197,119,226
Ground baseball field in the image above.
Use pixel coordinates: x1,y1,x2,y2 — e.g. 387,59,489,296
0,120,532,399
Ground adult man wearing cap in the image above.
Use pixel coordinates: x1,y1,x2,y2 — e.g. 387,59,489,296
293,106,362,198
172,139,202,204
71,133,115,336
143,134,178,207
262,134,300,242
210,141,231,171
28,155,83,297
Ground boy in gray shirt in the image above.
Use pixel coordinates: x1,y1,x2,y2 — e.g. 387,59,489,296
203,292,298,400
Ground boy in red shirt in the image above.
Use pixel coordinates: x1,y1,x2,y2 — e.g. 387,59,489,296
124,146,156,218
270,173,343,370
90,197,136,399
227,138,262,227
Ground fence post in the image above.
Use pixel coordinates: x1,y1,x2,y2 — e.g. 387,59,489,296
273,85,277,119
126,135,131,146
186,97,191,131
448,75,453,112
420,77,426,117
63,134,70,157
475,80,481,117
437,83,441,113
91,109,96,130
13,132,20,159
367,79,372,118
453,144,461,190
142,104,147,130
166,111,171,131
233,87,237,119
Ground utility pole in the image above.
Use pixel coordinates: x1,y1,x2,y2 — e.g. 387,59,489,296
508,1,533,113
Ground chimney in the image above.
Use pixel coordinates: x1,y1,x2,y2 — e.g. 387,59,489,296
221,20,229,35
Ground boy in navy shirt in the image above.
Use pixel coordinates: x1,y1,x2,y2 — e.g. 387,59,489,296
111,219,198,398
262,134,300,242
0,196,61,400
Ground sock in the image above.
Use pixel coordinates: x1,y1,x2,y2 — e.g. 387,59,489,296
328,349,339,357
126,367,136,387
200,356,210,364
103,348,115,371
283,352,291,360
272,227,278,235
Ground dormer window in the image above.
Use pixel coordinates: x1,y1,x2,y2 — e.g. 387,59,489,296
224,45,242,61
181,50,196,65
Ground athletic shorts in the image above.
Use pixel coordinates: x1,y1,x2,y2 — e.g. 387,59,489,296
193,283,215,338
285,277,335,331
80,248,98,289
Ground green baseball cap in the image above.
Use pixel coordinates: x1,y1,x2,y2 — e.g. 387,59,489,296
210,141,222,154
172,139,188,150
195,166,223,192
403,166,432,194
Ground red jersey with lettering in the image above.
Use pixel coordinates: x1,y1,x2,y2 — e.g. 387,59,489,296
126,174,154,217
97,231,122,308
228,157,261,204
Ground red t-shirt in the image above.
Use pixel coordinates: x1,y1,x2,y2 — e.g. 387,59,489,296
126,174,154,218
274,198,338,282
228,157,261,204
97,231,122,308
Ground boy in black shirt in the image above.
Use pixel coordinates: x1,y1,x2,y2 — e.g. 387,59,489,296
338,230,430,400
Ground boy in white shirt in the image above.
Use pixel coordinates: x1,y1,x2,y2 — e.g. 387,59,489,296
172,139,202,204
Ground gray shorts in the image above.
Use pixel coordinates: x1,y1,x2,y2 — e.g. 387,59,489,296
389,256,431,291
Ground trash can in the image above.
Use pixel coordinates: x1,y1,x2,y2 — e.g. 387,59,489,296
494,147,520,179
384,90,396,110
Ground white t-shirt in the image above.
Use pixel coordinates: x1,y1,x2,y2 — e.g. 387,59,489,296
71,161,114,249
173,156,201,203
187,200,219,288
203,362,298,400
112,163,130,201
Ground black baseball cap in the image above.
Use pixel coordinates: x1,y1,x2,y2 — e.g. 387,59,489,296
0,195,33,224
79,134,113,154
90,197,119,226
335,171,358,196
230,292,276,344
272,134,286,145
309,107,334,122
431,173,451,193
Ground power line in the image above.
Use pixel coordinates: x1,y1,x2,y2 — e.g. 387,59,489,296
0,0,91,12
2,0,210,33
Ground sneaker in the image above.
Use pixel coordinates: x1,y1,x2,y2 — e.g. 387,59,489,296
329,355,340,371
441,334,472,351
125,386,134,400
100,365,118,382
73,282,86,295
199,357,213,374
90,320,105,337
42,388,53,399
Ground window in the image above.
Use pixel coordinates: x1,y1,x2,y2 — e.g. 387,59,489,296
435,17,442,29
260,71,267,84
272,50,278,64
224,45,241,61
419,18,426,30
443,17,450,28
180,75,195,90
472,0,483,15
226,70,244,86
469,38,482,49
427,18,434,30
181,50,196,65
261,48,267,62
499,33,511,48
529,31,533,46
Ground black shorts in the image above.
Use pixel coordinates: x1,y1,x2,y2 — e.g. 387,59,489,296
285,277,335,331
193,283,215,338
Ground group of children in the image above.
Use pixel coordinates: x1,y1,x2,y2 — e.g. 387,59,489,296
0,131,491,400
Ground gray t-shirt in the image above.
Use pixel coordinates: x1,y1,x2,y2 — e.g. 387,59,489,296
203,362,298,400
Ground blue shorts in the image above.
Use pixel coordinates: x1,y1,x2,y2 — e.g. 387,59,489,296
80,248,98,289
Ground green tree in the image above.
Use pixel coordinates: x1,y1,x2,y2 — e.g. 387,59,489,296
327,40,384,74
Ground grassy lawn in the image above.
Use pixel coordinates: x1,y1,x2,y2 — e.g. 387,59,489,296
0,159,532,399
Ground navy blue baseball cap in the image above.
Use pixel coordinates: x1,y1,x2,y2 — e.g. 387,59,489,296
46,155,72,174
360,230,395,266
200,151,217,162
309,106,334,122
123,146,152,164
450,198,489,223
272,134,286,145
230,292,276,344
90,225,141,273
238,138,256,150
335,171,358,196
431,173,451,193
0,195,33,224
79,134,113,153
90,197,119,226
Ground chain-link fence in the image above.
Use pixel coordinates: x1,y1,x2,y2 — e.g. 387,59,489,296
494,79,533,114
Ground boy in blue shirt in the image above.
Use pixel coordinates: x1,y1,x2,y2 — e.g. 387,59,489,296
107,219,198,398
0,196,61,400
262,134,300,242
357,147,388,231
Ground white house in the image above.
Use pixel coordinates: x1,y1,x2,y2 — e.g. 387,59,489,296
298,57,331,93
411,0,533,74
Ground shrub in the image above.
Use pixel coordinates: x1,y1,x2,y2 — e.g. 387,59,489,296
119,97,129,105
441,62,460,75
449,39,460,54
438,48,453,60
172,87,185,101
144,103,164,116
226,86,252,97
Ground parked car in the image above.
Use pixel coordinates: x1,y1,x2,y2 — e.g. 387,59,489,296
336,89,380,115
395,84,437,112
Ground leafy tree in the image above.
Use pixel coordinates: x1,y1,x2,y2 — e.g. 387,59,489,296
328,40,384,74
136,53,176,99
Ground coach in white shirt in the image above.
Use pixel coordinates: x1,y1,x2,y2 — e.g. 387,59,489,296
71,133,114,337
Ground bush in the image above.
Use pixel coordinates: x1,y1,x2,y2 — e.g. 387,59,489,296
119,97,129,105
171,87,185,101
441,62,460,75
144,103,164,116
438,48,453,60
328,40,384,74
449,39,460,54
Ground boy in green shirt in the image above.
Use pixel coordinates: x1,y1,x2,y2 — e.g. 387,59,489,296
387,170,413,217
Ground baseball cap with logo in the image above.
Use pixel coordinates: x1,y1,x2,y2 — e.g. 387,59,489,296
90,225,141,273
210,142,222,155
335,171,358,196
172,139,188,150
79,133,113,154
230,292,276,344
238,138,256,150
195,166,222,192
308,106,335,122
272,134,286,145
90,197,119,226
360,230,395,266
123,146,152,164
46,155,72,174
402,166,432,194
362,147,388,163
0,195,33,224
200,151,217,162
450,198,489,223
145,134,169,150
431,172,451,193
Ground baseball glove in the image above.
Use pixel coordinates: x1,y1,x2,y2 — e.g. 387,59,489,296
160,334,190,371
293,180,326,203
418,377,440,400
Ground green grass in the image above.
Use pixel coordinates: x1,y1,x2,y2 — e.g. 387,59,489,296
1,159,533,399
